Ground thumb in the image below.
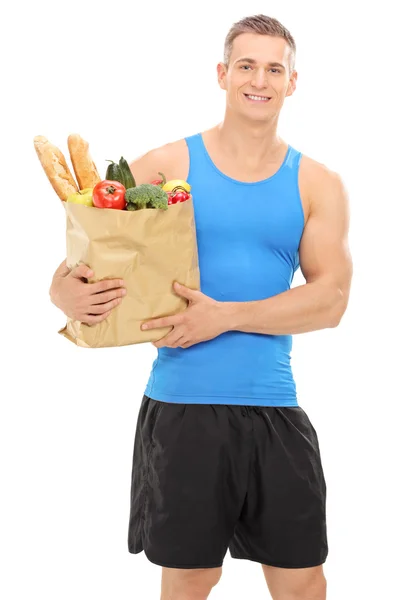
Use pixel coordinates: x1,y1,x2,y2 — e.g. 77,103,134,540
173,282,199,301
71,263,94,280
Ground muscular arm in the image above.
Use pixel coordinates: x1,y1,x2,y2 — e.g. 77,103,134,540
223,167,353,335
128,141,184,185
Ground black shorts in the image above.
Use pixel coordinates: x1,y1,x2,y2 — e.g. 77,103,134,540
128,395,328,569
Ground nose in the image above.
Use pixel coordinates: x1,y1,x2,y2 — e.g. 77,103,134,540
251,68,269,90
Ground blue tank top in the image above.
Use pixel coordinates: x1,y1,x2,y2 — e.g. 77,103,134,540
144,132,305,406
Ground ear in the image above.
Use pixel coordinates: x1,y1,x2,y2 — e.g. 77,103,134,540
286,70,298,98
217,62,228,91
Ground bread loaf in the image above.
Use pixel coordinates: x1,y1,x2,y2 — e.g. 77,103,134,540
34,136,79,201
67,134,101,190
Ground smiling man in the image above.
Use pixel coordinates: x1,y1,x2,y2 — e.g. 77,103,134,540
50,14,352,600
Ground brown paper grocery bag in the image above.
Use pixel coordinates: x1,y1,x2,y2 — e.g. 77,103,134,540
58,197,200,348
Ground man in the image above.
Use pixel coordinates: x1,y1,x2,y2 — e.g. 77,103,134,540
50,14,352,600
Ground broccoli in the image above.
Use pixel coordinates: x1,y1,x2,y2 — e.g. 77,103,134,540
125,184,169,211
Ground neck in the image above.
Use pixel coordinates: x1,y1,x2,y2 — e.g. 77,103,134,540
215,108,283,164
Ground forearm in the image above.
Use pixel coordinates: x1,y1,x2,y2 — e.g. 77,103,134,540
222,280,347,335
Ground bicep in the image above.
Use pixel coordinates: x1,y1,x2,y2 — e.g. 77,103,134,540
128,144,175,186
299,170,353,299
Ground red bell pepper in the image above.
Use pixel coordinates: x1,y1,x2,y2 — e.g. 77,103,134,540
150,172,166,187
168,191,190,204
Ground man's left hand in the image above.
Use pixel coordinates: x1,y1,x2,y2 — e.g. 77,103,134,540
141,282,230,348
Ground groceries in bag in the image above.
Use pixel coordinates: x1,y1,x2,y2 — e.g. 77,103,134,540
33,133,200,348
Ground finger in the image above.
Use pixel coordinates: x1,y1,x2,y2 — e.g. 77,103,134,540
90,288,127,305
154,331,185,348
83,310,112,326
171,336,186,348
141,316,179,331
71,263,94,281
173,282,200,301
87,297,123,315
165,328,187,348
91,278,126,295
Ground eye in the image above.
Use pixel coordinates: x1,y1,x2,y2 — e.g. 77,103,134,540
240,65,252,70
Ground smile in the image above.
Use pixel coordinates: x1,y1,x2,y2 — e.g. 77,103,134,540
244,94,271,103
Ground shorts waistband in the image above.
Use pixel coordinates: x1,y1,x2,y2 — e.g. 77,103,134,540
241,406,262,417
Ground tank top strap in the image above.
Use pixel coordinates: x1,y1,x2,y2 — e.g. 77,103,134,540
277,144,302,190
184,132,208,174
185,132,203,151
285,144,302,168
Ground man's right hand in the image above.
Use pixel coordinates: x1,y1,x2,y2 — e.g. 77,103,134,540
50,261,126,326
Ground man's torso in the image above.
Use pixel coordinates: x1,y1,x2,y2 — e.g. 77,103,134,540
142,128,308,406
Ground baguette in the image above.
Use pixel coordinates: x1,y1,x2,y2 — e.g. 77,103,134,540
34,135,79,201
67,133,101,190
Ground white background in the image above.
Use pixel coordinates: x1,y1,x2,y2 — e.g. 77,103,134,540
2,0,399,598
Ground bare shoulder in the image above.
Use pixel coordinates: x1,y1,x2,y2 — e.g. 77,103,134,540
299,154,349,221
129,137,189,185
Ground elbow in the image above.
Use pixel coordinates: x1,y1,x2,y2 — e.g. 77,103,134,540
49,283,56,304
328,314,343,328
328,286,349,328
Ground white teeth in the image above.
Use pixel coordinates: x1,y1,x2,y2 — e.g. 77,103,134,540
247,95,270,101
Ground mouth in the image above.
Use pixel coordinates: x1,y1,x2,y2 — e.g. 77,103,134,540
244,93,271,103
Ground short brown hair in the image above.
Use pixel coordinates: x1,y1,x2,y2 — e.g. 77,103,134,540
224,14,296,74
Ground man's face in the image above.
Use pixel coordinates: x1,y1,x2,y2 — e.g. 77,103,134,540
218,33,297,121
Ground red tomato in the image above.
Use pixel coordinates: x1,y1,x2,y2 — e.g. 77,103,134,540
93,180,126,210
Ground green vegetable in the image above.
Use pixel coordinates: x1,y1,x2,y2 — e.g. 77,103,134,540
119,157,136,189
105,161,124,185
125,184,169,211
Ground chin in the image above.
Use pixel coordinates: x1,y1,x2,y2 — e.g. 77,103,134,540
241,108,270,122
228,101,272,122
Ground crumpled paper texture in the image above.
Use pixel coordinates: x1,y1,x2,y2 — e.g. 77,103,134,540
58,197,200,348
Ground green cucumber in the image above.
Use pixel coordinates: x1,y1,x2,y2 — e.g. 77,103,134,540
105,160,124,185
119,157,136,189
